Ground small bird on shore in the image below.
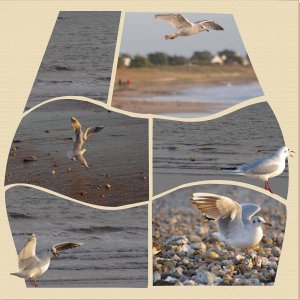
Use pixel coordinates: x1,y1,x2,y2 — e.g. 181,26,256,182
191,193,272,250
67,117,104,168
155,14,224,40
221,146,294,193
11,233,83,287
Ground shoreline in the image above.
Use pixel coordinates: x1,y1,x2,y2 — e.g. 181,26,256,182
113,99,227,114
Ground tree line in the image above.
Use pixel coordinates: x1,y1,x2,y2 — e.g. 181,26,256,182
118,50,249,68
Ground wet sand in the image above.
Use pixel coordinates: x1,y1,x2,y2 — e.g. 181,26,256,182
112,65,260,115
153,102,288,198
153,185,286,286
5,100,149,207
7,186,148,287
114,99,226,115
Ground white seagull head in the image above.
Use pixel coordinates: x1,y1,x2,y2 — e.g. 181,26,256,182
275,146,295,159
251,216,272,228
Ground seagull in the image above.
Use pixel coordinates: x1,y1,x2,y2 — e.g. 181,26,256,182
155,14,224,40
10,233,83,287
221,146,295,193
67,117,104,168
191,193,272,250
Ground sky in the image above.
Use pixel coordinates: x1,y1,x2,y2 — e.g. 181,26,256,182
120,13,248,57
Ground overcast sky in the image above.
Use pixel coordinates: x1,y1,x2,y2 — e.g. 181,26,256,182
120,13,248,57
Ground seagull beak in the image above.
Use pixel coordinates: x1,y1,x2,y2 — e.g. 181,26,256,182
263,222,272,226
289,150,295,158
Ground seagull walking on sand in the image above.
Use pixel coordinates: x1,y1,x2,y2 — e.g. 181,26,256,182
192,193,272,251
11,233,83,287
67,117,104,168
155,14,224,40
221,146,295,193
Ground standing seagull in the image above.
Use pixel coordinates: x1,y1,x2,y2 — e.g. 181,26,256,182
191,193,272,250
67,117,104,168
221,146,295,193
11,233,83,287
155,14,224,40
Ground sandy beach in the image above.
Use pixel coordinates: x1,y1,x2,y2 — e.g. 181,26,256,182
112,65,262,115
5,100,149,207
153,185,286,286
153,102,288,198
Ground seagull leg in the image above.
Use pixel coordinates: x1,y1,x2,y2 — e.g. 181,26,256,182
29,277,37,287
266,181,273,193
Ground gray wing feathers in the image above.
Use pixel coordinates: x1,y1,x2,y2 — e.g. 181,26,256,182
53,242,84,253
196,20,224,31
239,157,279,175
84,126,105,141
155,14,193,28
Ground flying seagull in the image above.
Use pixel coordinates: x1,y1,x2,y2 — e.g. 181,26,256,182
155,14,224,40
221,146,295,193
192,193,272,250
11,233,83,287
67,117,104,168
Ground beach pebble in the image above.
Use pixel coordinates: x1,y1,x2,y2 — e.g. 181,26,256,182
195,270,221,285
23,155,37,162
153,271,161,282
165,236,188,246
207,251,219,260
183,279,197,286
105,184,111,190
272,246,281,257
51,170,56,176
190,242,206,253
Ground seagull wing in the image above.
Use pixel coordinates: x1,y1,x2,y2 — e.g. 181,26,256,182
155,14,193,29
18,234,37,271
83,125,105,141
53,242,84,253
239,157,279,175
195,20,224,31
241,203,261,225
71,117,82,135
192,193,244,238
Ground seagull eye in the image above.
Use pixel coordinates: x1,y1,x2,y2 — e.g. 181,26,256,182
253,220,256,223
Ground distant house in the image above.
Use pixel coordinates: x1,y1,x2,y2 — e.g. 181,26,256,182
123,57,131,67
211,55,224,65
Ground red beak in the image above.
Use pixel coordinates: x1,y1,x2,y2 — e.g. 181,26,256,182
263,222,272,226
289,150,295,158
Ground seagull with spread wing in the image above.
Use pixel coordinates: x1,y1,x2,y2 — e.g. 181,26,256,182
67,117,104,168
155,13,224,40
11,233,83,287
192,193,272,251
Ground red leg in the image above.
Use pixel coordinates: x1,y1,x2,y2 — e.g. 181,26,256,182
266,181,273,193
264,181,268,190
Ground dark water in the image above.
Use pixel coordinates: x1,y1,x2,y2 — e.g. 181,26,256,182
153,102,288,198
26,12,120,110
6,186,148,287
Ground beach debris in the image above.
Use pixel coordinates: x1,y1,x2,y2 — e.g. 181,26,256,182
44,129,51,134
155,14,223,40
23,155,37,162
51,170,56,176
105,184,111,190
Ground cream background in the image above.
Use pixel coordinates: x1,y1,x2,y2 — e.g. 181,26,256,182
0,0,298,299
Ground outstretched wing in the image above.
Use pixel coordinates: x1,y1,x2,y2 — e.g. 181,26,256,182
192,193,243,238
71,117,82,134
241,203,261,225
18,234,37,271
195,20,224,31
53,242,84,253
83,125,105,141
155,14,193,29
